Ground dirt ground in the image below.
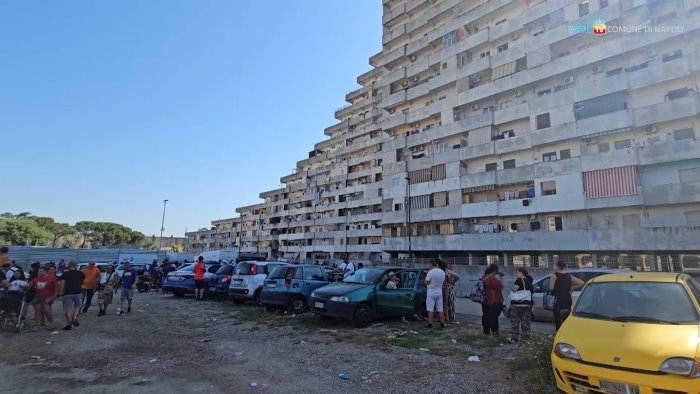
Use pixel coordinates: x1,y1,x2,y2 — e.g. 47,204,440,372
0,292,533,393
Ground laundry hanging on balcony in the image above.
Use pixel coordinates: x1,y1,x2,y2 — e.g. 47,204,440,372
583,165,639,199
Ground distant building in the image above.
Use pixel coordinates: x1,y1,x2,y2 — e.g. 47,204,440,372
185,218,242,253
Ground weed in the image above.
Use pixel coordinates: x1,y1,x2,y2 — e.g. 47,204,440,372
510,336,558,394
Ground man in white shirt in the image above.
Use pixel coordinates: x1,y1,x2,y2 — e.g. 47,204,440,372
337,257,356,278
424,259,446,329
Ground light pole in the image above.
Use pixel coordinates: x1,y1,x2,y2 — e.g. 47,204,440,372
159,199,168,249
404,177,412,262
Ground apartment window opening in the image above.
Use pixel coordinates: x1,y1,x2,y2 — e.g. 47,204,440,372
541,181,557,196
579,1,589,17
542,152,557,162
503,159,516,169
485,162,498,172
673,128,695,141
536,113,551,129
547,216,563,231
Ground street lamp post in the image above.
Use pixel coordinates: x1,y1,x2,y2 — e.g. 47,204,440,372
159,199,168,249
404,177,412,262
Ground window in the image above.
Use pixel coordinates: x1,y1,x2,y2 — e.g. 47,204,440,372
503,159,516,169
674,128,695,141
606,68,622,77
304,266,324,281
614,139,632,150
536,113,551,129
542,152,557,162
497,43,509,53
667,88,692,101
485,162,498,172
574,91,628,120
599,0,608,8
662,49,683,63
578,1,589,17
495,18,507,26
499,101,512,109
537,89,551,97
432,192,448,207
480,50,490,58
597,142,609,153
442,31,456,48
394,203,403,211
392,178,400,186
560,149,571,159
532,29,546,37
547,216,563,231
541,181,557,196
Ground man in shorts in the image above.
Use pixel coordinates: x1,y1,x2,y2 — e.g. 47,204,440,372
193,256,206,300
58,261,84,330
119,261,138,314
424,259,446,329
80,261,101,313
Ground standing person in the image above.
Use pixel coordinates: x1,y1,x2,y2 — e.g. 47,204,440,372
29,266,58,331
97,265,119,316
438,260,461,322
481,264,504,337
149,260,160,292
118,261,138,314
424,259,446,329
193,256,206,300
337,257,355,278
549,262,584,330
510,268,534,343
57,259,66,277
28,262,41,281
80,261,101,314
57,261,84,330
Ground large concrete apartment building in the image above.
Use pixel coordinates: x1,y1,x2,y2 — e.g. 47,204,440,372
189,0,700,269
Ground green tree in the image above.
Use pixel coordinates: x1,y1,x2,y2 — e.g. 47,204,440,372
74,221,96,248
31,216,75,247
0,217,52,246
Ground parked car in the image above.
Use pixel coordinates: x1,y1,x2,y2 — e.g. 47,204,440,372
309,267,427,327
162,262,221,297
206,263,236,297
260,265,330,314
116,263,149,277
530,269,620,322
552,272,700,394
76,262,112,272
228,261,289,304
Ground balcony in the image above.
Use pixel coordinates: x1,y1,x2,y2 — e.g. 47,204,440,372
495,133,531,155
638,139,700,167
588,227,700,252
643,181,700,206
633,96,699,127
627,57,691,90
383,90,406,108
455,28,490,55
574,74,628,103
405,57,430,80
429,69,457,92
457,111,493,132
580,147,637,173
382,112,407,131
523,0,560,25
406,35,429,57
489,14,524,43
535,158,580,178
406,82,431,102
531,123,577,146
493,102,529,125
460,170,497,189
382,3,406,26
462,201,498,218
459,141,495,160
382,24,407,46
496,165,534,185
384,46,406,66
577,110,634,138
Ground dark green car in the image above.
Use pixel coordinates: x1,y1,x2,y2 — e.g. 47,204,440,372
308,268,427,327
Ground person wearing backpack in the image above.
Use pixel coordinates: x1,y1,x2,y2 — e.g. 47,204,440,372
509,267,534,342
481,264,504,336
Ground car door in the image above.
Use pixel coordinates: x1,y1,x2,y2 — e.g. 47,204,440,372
301,266,327,299
376,270,418,318
531,275,551,321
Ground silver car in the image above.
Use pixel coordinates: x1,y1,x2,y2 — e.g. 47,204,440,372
228,261,290,304
530,268,620,322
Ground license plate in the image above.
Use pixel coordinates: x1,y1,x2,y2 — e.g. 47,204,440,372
234,279,243,285
268,282,277,288
209,287,217,292
599,380,639,394
314,302,325,309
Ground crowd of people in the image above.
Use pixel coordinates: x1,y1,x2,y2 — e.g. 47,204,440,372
0,247,143,332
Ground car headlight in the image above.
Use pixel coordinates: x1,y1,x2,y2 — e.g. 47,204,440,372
310,292,316,298
554,343,582,360
659,358,700,377
330,296,349,302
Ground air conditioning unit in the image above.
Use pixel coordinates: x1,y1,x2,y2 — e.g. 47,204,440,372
527,214,537,220
470,218,479,224
592,65,603,74
563,76,575,84
644,125,657,134
409,54,417,61
471,103,481,111
645,49,657,58
514,89,523,97
511,33,520,40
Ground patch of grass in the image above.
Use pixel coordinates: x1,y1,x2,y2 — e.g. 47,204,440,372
510,336,558,394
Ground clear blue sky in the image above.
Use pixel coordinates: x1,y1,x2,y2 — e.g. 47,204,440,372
0,1,381,237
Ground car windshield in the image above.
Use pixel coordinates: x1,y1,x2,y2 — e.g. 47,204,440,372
343,268,383,285
268,266,290,279
237,263,254,275
574,281,700,324
216,265,234,275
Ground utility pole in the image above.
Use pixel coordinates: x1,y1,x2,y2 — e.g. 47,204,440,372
159,199,168,249
404,177,412,263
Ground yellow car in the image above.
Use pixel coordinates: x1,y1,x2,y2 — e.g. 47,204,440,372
552,272,700,394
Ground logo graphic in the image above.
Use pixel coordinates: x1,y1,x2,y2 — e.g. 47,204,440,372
593,20,607,35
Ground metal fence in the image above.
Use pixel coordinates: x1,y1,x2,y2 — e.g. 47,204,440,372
5,246,168,268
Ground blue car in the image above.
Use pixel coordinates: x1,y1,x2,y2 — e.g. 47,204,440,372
260,265,330,314
162,262,221,297
206,263,236,297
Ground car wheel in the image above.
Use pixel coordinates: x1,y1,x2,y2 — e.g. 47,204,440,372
252,290,262,306
173,291,185,297
351,304,373,328
287,295,306,315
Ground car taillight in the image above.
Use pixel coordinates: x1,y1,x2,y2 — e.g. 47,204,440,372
224,275,232,282
250,264,257,276
284,268,296,287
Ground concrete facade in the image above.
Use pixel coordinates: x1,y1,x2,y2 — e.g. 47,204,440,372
190,0,700,268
